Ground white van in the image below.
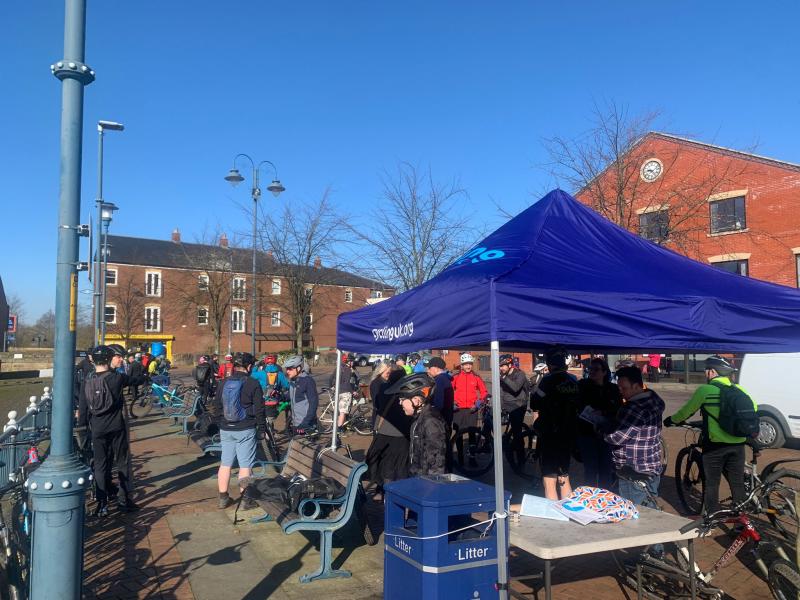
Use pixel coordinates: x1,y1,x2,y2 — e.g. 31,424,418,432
738,353,800,448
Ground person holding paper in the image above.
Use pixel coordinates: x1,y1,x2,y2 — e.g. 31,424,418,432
576,358,621,489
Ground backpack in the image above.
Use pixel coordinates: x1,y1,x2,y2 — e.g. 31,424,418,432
85,372,115,416
706,381,759,438
195,363,211,385
221,377,247,423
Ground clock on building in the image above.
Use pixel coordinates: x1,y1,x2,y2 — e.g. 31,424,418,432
640,158,663,182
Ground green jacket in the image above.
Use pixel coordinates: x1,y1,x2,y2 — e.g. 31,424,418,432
670,376,757,444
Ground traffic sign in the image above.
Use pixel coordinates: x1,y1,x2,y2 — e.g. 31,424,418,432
7,315,16,334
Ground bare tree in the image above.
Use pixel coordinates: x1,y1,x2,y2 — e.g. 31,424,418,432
351,162,477,291
543,101,757,258
7,293,25,325
257,190,347,350
106,275,146,348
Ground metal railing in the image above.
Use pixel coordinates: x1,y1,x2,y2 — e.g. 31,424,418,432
0,387,53,493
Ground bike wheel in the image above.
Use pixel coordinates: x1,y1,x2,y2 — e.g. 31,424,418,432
675,446,704,515
769,558,800,600
130,393,154,418
350,407,374,436
261,427,282,462
452,426,494,477
612,550,721,600
765,470,800,541
317,395,335,434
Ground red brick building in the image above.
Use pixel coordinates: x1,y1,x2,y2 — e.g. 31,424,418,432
575,132,800,287
102,231,392,360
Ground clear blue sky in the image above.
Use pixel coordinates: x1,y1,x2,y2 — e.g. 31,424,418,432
2,1,798,321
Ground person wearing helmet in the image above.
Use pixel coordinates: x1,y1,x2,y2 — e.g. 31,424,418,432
218,353,234,379
211,351,266,510
284,355,319,433
499,353,530,472
193,355,215,406
329,353,360,431
387,373,446,477
664,355,756,513
79,345,148,517
531,347,580,500
395,354,412,375
74,346,96,410
451,352,488,435
125,350,146,419
408,353,424,374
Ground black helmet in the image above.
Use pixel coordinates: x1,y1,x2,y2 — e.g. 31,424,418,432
394,354,408,363
498,353,514,366
409,353,421,362
385,373,434,399
545,346,569,369
345,352,356,363
107,344,126,357
91,345,115,365
234,352,256,368
705,355,734,375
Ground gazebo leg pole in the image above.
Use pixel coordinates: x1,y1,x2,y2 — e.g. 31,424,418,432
332,349,341,451
490,340,509,600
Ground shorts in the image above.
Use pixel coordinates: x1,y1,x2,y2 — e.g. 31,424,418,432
220,428,257,469
538,442,571,477
337,392,354,414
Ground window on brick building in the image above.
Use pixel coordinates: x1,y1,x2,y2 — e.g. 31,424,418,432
232,277,246,301
198,274,209,291
304,285,313,300
145,306,161,332
104,305,116,324
145,271,162,297
197,307,209,326
303,313,313,333
105,268,117,286
713,259,748,276
370,290,383,299
232,308,246,333
710,196,746,234
271,278,281,295
270,311,280,327
639,210,670,243
344,288,353,303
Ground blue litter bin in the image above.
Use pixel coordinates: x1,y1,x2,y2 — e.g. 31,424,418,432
384,474,510,600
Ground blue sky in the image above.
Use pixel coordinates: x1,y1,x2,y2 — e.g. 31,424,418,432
2,1,799,321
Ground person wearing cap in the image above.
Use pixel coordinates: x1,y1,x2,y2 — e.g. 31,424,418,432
426,356,454,471
284,355,319,433
664,355,757,512
211,352,266,510
79,344,148,516
451,353,488,433
329,353,360,431
389,373,446,477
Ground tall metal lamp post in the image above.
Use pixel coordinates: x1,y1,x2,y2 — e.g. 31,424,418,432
98,201,118,343
224,155,285,356
30,1,94,598
93,120,124,347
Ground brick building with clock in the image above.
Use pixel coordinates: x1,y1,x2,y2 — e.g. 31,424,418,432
575,131,800,288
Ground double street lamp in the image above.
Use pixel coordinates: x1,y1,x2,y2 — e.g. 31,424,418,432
224,155,285,356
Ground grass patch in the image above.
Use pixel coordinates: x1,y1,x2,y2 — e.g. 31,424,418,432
0,378,53,420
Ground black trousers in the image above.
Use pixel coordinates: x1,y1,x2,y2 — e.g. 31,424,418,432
92,429,132,504
702,443,745,513
507,405,527,464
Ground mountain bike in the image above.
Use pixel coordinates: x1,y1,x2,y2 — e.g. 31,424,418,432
317,388,373,436
131,378,197,418
673,421,800,539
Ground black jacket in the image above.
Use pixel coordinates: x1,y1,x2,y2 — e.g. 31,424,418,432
500,368,529,412
531,370,580,446
408,404,447,477
329,364,358,393
79,369,147,436
73,358,95,409
576,379,622,437
212,370,266,432
431,372,454,423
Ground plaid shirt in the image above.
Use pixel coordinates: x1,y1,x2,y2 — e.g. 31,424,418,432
604,389,665,475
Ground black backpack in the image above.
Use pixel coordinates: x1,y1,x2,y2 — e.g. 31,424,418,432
706,381,759,438
85,372,115,416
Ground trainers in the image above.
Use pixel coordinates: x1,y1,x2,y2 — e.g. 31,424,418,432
93,502,109,518
240,497,258,510
218,493,233,509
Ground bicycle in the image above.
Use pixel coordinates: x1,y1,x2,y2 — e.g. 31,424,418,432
131,378,197,418
317,388,373,436
673,421,800,539
450,402,538,479
614,471,799,600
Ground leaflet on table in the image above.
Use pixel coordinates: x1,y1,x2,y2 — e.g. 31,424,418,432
518,494,569,522
554,498,604,525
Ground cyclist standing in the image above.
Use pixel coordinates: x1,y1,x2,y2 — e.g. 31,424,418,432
664,355,757,513
284,355,319,433
499,353,531,475
192,355,215,407
451,353,488,433
329,353,359,431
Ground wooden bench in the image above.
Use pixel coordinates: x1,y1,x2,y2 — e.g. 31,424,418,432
245,437,368,583
164,392,204,434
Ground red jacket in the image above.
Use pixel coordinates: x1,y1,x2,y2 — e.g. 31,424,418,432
451,370,488,409
218,362,234,379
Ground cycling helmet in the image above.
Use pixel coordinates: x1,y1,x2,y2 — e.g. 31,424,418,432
545,346,569,369
283,355,304,370
409,353,421,362
90,345,115,365
705,355,734,375
498,353,514,366
264,354,277,365
233,352,256,368
385,373,434,399
460,352,474,364
107,344,126,357
394,354,408,363
344,353,356,363
225,353,233,361
533,362,548,373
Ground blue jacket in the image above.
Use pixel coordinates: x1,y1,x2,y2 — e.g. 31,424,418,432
252,365,289,394
289,373,319,429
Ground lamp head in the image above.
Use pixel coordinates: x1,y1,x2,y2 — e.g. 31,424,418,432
267,179,285,197
224,168,245,187
100,202,118,224
98,120,124,132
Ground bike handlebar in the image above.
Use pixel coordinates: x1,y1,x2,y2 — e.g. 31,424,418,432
677,478,766,534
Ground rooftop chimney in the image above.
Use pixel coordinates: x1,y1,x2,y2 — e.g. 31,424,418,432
314,256,321,269
171,228,181,243
219,233,229,248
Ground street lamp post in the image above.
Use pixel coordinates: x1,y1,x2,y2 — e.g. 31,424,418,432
93,120,124,348
224,156,285,356
29,1,94,598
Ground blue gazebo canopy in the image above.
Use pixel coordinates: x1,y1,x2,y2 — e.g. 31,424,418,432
337,189,800,354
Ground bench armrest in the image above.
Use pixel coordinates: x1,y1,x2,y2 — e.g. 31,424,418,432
297,494,346,520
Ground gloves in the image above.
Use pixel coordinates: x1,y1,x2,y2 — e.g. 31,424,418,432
663,416,674,428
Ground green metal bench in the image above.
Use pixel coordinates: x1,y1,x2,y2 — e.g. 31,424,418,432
245,438,368,583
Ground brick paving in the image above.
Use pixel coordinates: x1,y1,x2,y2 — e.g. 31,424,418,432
79,380,799,599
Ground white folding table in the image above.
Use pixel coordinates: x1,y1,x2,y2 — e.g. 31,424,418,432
509,506,702,600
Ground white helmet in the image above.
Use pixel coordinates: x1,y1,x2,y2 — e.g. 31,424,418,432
460,353,474,364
